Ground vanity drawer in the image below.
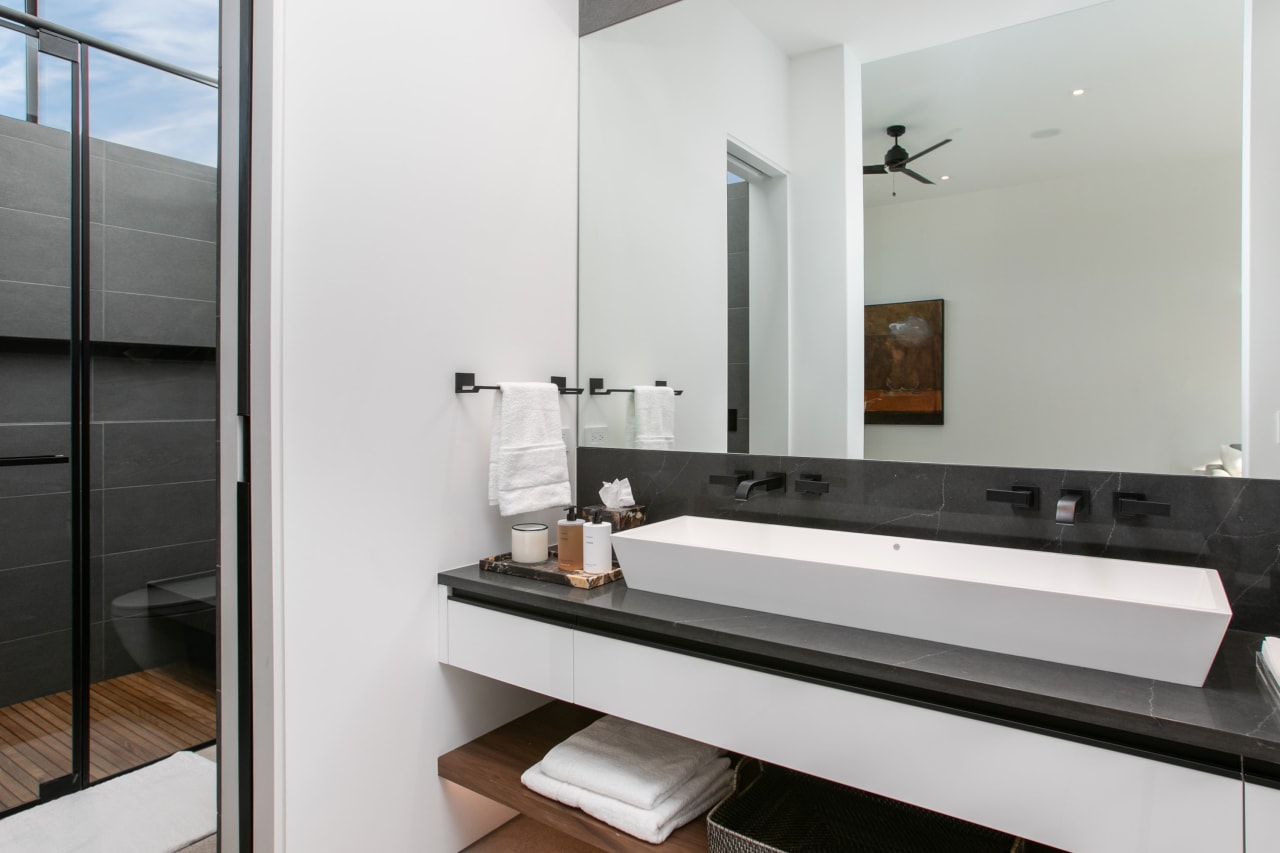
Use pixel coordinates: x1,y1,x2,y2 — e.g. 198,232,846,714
573,631,1242,853
1246,781,1280,850
442,598,573,702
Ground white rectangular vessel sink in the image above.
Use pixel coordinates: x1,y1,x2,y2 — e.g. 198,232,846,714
610,516,1232,686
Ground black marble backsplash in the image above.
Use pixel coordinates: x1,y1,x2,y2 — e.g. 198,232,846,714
578,448,1280,635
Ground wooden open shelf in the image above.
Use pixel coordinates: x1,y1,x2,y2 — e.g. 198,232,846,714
439,701,710,852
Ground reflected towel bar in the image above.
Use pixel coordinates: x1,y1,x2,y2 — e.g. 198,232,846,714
454,372,582,394
588,378,684,396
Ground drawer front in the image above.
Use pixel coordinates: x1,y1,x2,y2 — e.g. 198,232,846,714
574,632,1242,853
444,599,573,701
1247,781,1280,850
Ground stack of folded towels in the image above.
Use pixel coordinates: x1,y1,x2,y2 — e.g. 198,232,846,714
521,715,733,844
1260,636,1280,704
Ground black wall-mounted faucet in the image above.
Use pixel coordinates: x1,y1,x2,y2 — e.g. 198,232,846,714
736,473,785,501
710,470,753,488
1055,490,1088,525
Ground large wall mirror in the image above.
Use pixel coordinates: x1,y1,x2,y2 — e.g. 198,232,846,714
578,0,1253,478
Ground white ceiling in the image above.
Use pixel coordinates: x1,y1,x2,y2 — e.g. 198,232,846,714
725,0,1111,62
726,0,1245,207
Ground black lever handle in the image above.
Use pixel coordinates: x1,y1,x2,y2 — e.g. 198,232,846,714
0,455,69,467
986,486,1039,510
1114,493,1171,519
709,470,753,487
795,475,830,495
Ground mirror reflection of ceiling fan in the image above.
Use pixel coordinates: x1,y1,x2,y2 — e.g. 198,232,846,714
863,125,952,184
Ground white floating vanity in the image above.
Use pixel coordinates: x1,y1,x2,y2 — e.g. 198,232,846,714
438,554,1280,853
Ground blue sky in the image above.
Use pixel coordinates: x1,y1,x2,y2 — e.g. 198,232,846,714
1,0,218,165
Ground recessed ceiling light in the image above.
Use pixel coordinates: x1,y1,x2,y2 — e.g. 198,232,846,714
1030,128,1062,139
940,175,950,181
1072,88,1086,96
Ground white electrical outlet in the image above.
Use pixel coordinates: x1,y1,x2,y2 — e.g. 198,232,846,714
584,426,608,446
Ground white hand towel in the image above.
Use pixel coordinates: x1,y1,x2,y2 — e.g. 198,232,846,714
521,758,732,845
487,382,571,517
627,386,675,450
540,715,723,810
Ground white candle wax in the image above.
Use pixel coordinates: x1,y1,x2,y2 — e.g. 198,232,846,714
511,523,549,563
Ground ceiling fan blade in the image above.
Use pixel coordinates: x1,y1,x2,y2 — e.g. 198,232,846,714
902,168,934,185
863,164,887,175
902,138,952,165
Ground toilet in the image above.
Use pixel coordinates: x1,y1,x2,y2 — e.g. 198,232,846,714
109,571,217,673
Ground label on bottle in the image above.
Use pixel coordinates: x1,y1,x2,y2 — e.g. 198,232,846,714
557,520,584,571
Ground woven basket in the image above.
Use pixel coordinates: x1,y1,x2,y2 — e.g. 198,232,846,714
707,760,1027,853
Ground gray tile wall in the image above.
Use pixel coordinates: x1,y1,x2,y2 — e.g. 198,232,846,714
0,112,217,706
0,115,216,349
727,181,750,453
0,347,216,704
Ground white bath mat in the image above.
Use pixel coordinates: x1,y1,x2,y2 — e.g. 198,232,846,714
0,750,216,853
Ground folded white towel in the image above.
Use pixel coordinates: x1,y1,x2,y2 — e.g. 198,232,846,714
540,715,723,810
521,758,732,844
628,386,675,450
487,382,571,517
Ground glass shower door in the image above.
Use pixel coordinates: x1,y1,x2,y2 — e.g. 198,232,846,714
1,8,219,810
0,22,79,813
84,46,219,783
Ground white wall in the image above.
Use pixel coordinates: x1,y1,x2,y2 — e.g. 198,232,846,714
1244,0,1280,477
864,157,1241,474
250,1,580,850
787,46,863,458
748,175,789,452
578,0,789,452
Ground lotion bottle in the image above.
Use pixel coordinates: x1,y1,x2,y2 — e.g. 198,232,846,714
582,510,613,574
557,506,584,571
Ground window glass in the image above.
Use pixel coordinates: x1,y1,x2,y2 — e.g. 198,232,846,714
39,0,218,76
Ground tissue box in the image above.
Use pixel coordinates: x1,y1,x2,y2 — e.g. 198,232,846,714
580,505,647,531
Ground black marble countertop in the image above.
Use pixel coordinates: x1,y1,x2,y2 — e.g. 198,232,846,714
439,565,1280,778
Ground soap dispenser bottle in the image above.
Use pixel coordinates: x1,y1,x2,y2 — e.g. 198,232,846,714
557,506,585,571
582,510,613,574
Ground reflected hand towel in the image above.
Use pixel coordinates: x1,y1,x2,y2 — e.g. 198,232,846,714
627,386,675,450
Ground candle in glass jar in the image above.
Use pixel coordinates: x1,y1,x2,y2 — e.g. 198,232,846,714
511,522,549,563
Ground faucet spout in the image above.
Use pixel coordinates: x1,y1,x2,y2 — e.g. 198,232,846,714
735,472,786,501
1055,490,1088,524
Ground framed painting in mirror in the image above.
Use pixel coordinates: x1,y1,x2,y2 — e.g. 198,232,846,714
865,299,944,425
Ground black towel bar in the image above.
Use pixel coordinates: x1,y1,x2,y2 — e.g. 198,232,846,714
454,373,582,394
588,378,684,396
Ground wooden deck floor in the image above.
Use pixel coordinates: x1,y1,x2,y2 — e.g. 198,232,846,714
0,665,215,813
